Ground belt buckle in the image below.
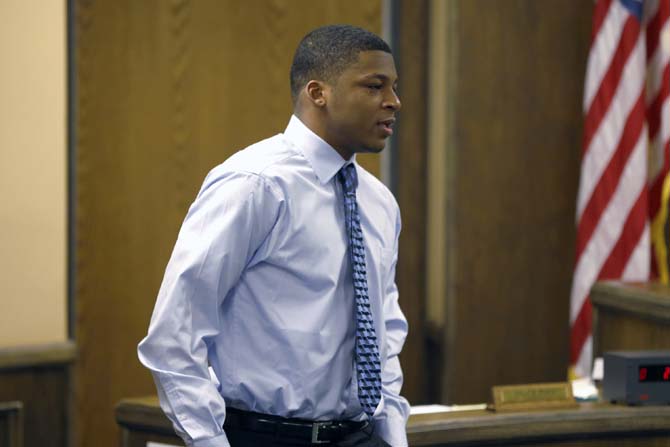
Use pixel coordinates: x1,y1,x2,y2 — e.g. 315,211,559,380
311,421,331,444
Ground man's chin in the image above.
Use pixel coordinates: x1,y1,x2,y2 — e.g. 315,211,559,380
360,141,387,154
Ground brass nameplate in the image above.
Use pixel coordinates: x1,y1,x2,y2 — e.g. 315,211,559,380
491,382,577,412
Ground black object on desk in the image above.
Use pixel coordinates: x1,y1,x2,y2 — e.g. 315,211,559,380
603,350,670,405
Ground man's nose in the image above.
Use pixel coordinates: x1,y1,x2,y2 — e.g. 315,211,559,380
384,89,401,111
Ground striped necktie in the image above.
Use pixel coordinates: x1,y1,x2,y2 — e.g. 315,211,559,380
337,163,382,418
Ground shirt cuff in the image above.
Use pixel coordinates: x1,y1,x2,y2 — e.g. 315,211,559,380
373,414,408,447
189,432,231,447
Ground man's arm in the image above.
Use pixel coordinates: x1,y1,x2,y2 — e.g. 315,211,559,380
374,209,410,447
138,169,283,447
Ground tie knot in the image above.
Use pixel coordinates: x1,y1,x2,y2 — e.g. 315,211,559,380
338,163,358,195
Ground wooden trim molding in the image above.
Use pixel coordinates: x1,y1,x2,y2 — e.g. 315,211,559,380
407,404,670,445
0,341,76,371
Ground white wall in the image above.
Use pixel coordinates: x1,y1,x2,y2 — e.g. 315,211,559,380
0,0,67,347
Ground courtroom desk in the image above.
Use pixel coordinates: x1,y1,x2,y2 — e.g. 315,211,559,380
591,281,670,357
116,397,670,447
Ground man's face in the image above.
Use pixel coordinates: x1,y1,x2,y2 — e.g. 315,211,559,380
321,50,401,159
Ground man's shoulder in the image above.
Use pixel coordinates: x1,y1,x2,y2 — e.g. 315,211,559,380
219,134,299,176
198,134,299,198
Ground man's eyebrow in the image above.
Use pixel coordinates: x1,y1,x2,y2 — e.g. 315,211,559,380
361,73,399,83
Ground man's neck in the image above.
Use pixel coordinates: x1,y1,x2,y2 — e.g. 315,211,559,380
293,111,352,161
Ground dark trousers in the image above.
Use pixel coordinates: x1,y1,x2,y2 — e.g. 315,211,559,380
225,422,391,447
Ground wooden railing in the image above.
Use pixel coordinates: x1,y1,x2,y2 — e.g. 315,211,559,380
116,396,670,447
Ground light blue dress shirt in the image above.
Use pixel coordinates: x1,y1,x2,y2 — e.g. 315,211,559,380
138,115,410,447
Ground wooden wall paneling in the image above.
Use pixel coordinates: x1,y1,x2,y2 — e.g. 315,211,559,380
75,2,176,446
393,0,430,405
74,2,382,447
441,0,593,404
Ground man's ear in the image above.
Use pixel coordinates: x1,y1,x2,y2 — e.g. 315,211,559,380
305,80,327,107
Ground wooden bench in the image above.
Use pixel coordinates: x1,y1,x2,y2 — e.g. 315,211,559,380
0,401,23,447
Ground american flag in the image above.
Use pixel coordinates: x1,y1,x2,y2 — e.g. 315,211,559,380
570,0,670,377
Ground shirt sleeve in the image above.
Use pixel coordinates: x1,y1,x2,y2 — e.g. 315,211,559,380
374,208,411,447
137,169,284,447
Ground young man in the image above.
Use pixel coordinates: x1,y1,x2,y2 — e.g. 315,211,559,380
138,24,409,447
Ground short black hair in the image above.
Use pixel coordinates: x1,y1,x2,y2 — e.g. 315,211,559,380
289,24,392,102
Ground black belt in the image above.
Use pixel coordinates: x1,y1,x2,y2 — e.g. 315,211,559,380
224,407,368,444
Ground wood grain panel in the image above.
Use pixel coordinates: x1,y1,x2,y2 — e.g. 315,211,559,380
596,309,670,355
441,0,593,403
394,0,430,404
74,2,382,447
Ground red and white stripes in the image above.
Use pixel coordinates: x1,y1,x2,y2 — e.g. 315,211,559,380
570,0,669,377
647,0,670,278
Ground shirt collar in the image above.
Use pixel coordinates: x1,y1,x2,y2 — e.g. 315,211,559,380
284,115,355,185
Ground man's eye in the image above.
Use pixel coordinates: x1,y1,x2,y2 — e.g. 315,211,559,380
367,84,382,90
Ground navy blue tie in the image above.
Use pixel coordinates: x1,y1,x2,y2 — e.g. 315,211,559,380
337,163,382,418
